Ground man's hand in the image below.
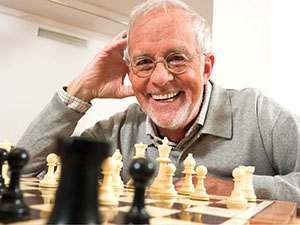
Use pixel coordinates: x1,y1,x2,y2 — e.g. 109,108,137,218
174,175,234,197
67,31,134,102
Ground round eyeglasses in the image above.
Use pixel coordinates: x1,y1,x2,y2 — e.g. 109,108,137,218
129,52,195,78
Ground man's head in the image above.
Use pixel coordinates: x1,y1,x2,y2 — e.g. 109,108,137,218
126,0,214,140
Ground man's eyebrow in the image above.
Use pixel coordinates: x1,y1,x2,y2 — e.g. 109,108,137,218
165,47,189,55
131,46,189,59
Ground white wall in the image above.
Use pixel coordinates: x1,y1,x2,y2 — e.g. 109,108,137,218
0,11,136,143
212,0,271,94
212,0,300,115
270,0,300,114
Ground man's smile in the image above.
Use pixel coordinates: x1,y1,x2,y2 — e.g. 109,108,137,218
150,91,181,101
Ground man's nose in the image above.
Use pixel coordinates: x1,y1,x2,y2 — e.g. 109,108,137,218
149,62,174,86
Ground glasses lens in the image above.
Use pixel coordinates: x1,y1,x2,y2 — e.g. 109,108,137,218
166,53,188,74
133,57,154,77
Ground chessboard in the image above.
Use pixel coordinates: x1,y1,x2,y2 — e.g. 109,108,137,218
4,177,297,225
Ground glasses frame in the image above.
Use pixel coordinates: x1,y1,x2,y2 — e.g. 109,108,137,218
128,52,197,78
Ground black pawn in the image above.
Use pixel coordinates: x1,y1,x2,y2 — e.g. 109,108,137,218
0,148,8,194
125,158,156,225
0,148,30,221
47,137,111,225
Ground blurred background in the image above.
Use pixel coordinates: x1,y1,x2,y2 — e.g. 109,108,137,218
0,0,299,143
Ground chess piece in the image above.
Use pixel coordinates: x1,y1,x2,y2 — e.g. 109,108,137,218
0,142,12,185
126,143,147,188
190,165,209,200
160,163,177,199
226,167,248,209
178,153,196,195
39,153,58,188
0,148,30,221
54,157,61,181
149,138,172,195
0,148,8,194
112,149,124,192
47,137,111,225
125,157,156,225
240,166,256,202
99,156,118,206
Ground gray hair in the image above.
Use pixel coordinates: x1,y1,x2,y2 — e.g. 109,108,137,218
126,0,212,57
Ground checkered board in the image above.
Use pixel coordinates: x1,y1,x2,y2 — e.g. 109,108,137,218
6,177,275,225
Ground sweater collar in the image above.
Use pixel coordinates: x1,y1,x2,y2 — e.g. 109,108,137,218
201,81,233,139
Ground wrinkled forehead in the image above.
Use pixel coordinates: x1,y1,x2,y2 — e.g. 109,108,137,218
128,7,198,56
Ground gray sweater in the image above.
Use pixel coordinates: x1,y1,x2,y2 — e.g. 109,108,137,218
17,83,300,206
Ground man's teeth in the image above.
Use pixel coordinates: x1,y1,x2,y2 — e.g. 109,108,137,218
151,92,179,100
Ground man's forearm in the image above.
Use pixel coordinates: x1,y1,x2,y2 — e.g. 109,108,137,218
253,174,300,206
17,93,84,176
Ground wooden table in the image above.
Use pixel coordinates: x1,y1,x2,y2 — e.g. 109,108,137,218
250,200,298,224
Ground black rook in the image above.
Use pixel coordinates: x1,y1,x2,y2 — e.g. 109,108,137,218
47,137,111,225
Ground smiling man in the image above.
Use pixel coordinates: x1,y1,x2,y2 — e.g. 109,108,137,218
18,0,300,205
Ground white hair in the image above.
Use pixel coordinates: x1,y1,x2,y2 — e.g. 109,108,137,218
126,0,212,56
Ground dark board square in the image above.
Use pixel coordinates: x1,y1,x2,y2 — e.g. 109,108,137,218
208,201,227,208
0,208,42,224
167,211,230,224
118,201,131,207
147,201,197,210
24,196,45,205
23,189,42,195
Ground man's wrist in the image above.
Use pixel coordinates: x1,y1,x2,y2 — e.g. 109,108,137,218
58,87,92,113
67,79,94,102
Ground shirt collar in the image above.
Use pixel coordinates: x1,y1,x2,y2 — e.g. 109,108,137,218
145,81,213,144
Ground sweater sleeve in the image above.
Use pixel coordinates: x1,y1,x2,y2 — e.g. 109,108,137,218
17,93,84,176
253,95,300,206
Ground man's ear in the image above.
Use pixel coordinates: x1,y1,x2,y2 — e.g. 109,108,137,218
203,54,215,83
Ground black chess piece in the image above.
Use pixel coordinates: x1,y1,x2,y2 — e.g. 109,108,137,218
0,148,8,194
125,157,156,225
47,137,111,225
0,148,30,221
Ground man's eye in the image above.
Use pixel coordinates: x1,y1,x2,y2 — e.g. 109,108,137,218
135,59,153,66
167,54,186,65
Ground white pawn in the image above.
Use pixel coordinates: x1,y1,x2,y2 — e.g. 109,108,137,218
39,153,58,188
178,153,196,195
149,138,172,194
112,149,124,191
240,166,256,202
226,168,248,209
160,163,177,199
99,156,118,206
54,158,61,181
190,165,209,201
134,142,147,158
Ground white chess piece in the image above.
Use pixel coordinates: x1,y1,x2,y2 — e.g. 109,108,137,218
240,166,256,202
149,138,172,195
39,153,58,188
226,167,248,209
126,143,147,188
160,163,177,199
0,141,12,184
190,165,209,200
99,157,118,206
54,158,61,181
112,149,124,192
178,153,196,195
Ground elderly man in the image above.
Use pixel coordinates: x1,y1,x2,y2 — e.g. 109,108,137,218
18,0,300,205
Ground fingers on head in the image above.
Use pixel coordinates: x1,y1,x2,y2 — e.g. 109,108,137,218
113,30,128,41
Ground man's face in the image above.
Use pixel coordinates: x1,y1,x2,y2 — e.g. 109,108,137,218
128,8,211,131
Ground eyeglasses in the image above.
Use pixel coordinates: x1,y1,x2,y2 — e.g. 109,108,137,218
129,52,195,78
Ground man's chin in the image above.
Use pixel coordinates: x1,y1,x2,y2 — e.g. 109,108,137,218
150,116,186,131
